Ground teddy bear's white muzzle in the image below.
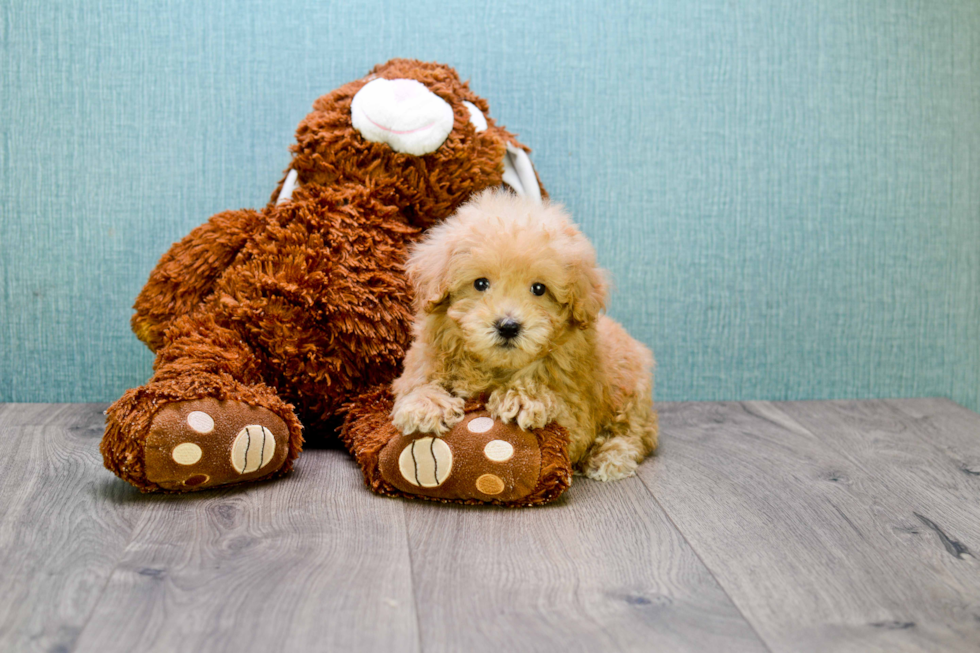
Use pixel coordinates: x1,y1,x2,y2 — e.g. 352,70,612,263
351,78,455,156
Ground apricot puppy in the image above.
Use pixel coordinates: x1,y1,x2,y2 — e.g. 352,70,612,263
392,189,657,481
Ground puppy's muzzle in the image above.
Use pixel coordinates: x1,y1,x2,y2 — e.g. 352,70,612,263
495,318,522,341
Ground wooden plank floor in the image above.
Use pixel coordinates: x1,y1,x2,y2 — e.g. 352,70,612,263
0,399,978,652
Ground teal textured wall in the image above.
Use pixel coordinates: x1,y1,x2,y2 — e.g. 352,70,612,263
2,1,978,410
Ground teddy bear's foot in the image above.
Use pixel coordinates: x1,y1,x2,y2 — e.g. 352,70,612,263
142,397,292,491
103,377,305,493
342,388,573,506
380,412,546,502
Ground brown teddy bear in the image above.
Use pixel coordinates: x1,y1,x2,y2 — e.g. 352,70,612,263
101,59,572,505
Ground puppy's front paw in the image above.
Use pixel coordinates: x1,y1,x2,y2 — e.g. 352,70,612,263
392,386,465,436
488,389,557,431
581,448,639,482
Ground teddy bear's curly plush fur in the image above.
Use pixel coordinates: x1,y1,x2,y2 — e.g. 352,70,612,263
101,59,552,494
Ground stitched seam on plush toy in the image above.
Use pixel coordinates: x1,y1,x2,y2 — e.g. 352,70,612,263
411,441,420,485
430,438,438,482
243,427,252,472
259,427,267,469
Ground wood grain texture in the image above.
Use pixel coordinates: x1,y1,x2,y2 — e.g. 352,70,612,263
888,398,980,479
772,399,980,550
72,450,419,653
0,403,138,653
4,400,980,653
403,476,768,653
643,400,980,653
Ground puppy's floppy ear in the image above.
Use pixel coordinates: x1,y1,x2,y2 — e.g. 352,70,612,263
405,227,456,314
567,263,609,329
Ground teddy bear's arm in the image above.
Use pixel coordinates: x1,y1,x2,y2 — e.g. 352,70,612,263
131,208,264,352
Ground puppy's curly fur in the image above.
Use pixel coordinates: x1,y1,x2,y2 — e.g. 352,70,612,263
392,189,657,481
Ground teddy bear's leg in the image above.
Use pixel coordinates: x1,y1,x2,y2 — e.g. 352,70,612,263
131,208,265,352
102,312,304,492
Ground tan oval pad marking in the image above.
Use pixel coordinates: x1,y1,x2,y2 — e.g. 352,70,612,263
476,473,505,495
172,442,203,465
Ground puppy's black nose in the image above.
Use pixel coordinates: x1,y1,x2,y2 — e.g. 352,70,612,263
495,318,522,340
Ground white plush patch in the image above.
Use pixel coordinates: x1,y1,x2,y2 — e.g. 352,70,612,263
172,442,203,465
467,416,495,434
462,101,487,132
398,437,453,488
501,143,542,203
483,440,514,462
276,168,299,205
351,78,454,156
230,425,276,474
475,473,505,495
186,411,214,434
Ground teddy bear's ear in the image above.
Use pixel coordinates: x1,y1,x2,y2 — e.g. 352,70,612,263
501,144,543,204
276,169,300,204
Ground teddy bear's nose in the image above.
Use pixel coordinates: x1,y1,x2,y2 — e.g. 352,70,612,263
351,78,455,156
390,78,423,102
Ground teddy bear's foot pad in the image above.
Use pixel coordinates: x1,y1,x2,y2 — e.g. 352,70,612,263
144,398,290,491
379,412,544,503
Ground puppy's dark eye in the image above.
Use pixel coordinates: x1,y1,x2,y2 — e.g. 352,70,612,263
531,282,546,296
474,278,490,292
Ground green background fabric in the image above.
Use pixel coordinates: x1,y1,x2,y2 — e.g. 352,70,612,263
2,0,978,411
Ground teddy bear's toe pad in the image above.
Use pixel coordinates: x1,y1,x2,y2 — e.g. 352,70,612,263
398,437,454,487
379,412,542,502
144,398,289,491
